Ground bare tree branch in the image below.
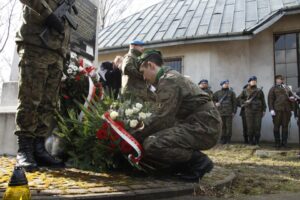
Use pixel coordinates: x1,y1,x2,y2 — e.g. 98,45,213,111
0,0,17,53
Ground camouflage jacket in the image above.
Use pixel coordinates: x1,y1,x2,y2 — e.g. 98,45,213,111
268,85,293,112
201,88,213,99
139,66,214,138
213,88,237,116
122,49,153,101
238,86,266,113
16,0,72,57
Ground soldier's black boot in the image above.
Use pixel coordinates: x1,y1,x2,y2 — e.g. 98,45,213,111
180,151,214,182
281,132,288,148
255,135,260,145
243,135,249,144
274,131,281,149
16,136,38,171
249,136,256,145
34,137,65,168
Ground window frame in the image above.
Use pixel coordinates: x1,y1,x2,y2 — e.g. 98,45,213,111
163,56,184,74
273,32,300,91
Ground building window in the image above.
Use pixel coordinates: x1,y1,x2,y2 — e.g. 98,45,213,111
274,33,299,90
164,57,183,73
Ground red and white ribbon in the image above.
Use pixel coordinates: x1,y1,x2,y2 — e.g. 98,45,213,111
103,112,143,164
78,77,96,121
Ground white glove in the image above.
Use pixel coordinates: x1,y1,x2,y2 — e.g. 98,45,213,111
215,102,221,107
270,110,276,116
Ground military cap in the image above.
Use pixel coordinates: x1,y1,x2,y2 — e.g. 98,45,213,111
198,79,208,85
248,76,257,82
137,49,162,66
130,40,145,46
275,75,284,80
220,79,229,86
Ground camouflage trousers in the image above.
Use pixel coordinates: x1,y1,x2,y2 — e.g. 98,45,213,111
245,111,263,137
142,108,221,166
272,110,291,141
221,116,233,138
15,45,63,138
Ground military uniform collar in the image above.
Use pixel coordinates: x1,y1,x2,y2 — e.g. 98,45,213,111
154,66,171,85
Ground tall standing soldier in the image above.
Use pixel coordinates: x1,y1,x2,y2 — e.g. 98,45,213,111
198,79,213,99
268,75,294,148
15,0,77,170
134,50,221,181
213,80,237,144
237,83,249,144
122,40,154,101
239,76,266,145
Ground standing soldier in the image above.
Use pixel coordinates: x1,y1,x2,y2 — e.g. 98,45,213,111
268,75,294,148
237,84,249,144
198,79,213,99
121,40,154,101
239,76,266,145
135,50,221,181
15,0,77,170
213,80,237,144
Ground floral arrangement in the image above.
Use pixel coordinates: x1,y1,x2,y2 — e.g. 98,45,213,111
60,52,103,116
55,98,153,172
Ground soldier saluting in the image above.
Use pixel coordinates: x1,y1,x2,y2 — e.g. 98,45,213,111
238,76,266,145
213,80,237,144
268,75,294,148
15,0,77,171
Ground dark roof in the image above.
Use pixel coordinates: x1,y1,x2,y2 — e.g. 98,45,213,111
98,0,300,52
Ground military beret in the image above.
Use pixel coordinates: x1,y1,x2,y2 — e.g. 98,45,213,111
130,40,145,46
275,75,284,80
198,79,208,85
248,76,257,82
220,80,229,86
137,49,162,66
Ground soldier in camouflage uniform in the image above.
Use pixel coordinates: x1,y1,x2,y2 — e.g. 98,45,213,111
268,75,294,148
134,50,221,181
238,76,266,145
213,80,237,144
237,84,249,144
15,0,76,170
198,79,213,99
121,40,154,101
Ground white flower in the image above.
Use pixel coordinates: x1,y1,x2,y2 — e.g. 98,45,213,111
129,120,139,128
67,68,73,74
71,65,78,71
138,112,147,120
133,107,140,113
110,111,119,120
135,103,143,109
125,109,134,116
145,112,152,118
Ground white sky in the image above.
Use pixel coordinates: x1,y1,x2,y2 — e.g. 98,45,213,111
0,0,162,82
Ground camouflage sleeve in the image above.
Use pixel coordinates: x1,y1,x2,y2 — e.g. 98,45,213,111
212,91,218,103
237,90,246,107
261,90,267,112
20,0,52,18
134,79,182,142
122,56,143,79
268,87,275,111
232,91,237,114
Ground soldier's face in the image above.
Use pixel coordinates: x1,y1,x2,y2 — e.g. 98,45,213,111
199,83,208,89
249,80,257,86
222,83,229,88
140,62,157,84
276,78,283,85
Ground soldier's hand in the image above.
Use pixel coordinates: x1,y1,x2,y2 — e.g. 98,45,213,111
45,13,64,34
245,100,251,104
215,102,221,107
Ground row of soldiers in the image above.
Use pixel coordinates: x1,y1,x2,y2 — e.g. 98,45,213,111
199,75,297,148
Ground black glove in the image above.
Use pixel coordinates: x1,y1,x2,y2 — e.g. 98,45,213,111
45,13,64,34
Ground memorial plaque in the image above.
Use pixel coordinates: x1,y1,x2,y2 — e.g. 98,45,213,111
70,0,98,61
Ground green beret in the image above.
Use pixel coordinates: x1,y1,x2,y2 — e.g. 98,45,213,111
137,49,162,66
